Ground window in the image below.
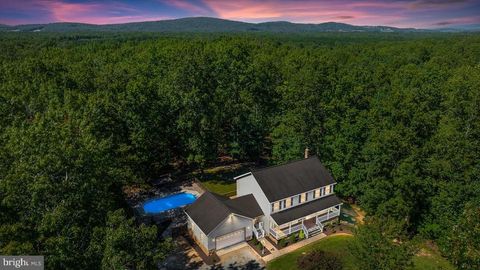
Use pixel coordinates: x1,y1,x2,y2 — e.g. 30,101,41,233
298,195,301,204
313,190,316,199
271,204,274,212
290,197,294,206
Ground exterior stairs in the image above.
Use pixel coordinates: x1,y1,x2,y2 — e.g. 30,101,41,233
307,226,323,237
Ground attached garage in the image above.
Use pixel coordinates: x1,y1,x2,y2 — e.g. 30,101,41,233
184,192,264,252
215,229,245,250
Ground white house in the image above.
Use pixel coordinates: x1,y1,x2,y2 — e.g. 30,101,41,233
184,155,342,253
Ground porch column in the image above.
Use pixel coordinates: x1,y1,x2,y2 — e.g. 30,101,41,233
289,222,291,234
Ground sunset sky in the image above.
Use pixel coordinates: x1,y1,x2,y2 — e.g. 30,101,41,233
1,0,479,28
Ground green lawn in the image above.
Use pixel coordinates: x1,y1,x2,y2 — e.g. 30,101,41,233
201,180,236,195
413,244,456,270
194,162,254,196
267,235,357,270
267,235,455,270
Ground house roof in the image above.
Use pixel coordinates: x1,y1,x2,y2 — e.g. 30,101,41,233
251,156,336,202
184,191,263,235
270,194,342,225
224,194,264,219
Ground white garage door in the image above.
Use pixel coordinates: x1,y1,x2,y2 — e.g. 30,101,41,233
215,229,245,250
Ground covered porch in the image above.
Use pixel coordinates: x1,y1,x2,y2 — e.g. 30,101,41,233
269,205,341,240
268,194,342,241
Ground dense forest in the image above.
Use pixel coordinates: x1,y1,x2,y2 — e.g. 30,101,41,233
0,32,479,269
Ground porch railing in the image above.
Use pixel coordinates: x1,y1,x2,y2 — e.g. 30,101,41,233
253,224,265,239
301,223,309,238
316,219,325,231
269,227,280,240
270,223,303,240
316,209,340,223
270,207,341,240
289,224,303,234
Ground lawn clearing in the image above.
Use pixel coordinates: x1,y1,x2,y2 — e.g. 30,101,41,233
201,180,236,195
414,243,455,270
194,162,254,196
267,235,356,270
267,235,455,270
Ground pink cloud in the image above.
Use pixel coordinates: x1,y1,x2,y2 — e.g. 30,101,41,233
0,0,170,25
202,0,408,25
45,1,168,24
163,0,211,15
431,15,480,26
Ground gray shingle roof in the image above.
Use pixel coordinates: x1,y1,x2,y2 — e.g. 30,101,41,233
184,191,263,235
224,194,264,219
251,156,336,202
270,194,342,225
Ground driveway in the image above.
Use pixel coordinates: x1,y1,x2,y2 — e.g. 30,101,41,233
164,238,265,270
202,246,265,270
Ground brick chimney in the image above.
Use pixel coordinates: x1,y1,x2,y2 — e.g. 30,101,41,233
304,147,310,159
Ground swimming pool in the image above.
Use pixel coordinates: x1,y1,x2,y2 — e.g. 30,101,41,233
142,192,197,214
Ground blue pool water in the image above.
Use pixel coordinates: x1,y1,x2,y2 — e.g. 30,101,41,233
142,192,197,214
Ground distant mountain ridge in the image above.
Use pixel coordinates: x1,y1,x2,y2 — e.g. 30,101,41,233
0,17,473,33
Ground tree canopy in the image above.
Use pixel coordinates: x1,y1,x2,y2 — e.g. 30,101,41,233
0,32,479,268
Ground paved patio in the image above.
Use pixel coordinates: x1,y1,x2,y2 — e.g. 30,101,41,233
201,245,265,270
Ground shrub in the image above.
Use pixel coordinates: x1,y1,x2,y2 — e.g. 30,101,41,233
299,229,305,240
297,250,343,270
278,238,287,248
289,233,297,244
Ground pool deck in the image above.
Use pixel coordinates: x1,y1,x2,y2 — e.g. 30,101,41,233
181,181,205,198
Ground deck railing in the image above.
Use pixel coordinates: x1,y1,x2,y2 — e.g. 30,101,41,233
269,207,341,240
302,223,309,238
254,224,265,239
317,209,340,223
269,227,279,239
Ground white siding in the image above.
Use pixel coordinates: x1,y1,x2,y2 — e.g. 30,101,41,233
208,214,253,250
187,216,209,251
188,214,254,251
236,174,272,232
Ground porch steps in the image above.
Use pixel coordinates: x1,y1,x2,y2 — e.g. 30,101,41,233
307,227,323,238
